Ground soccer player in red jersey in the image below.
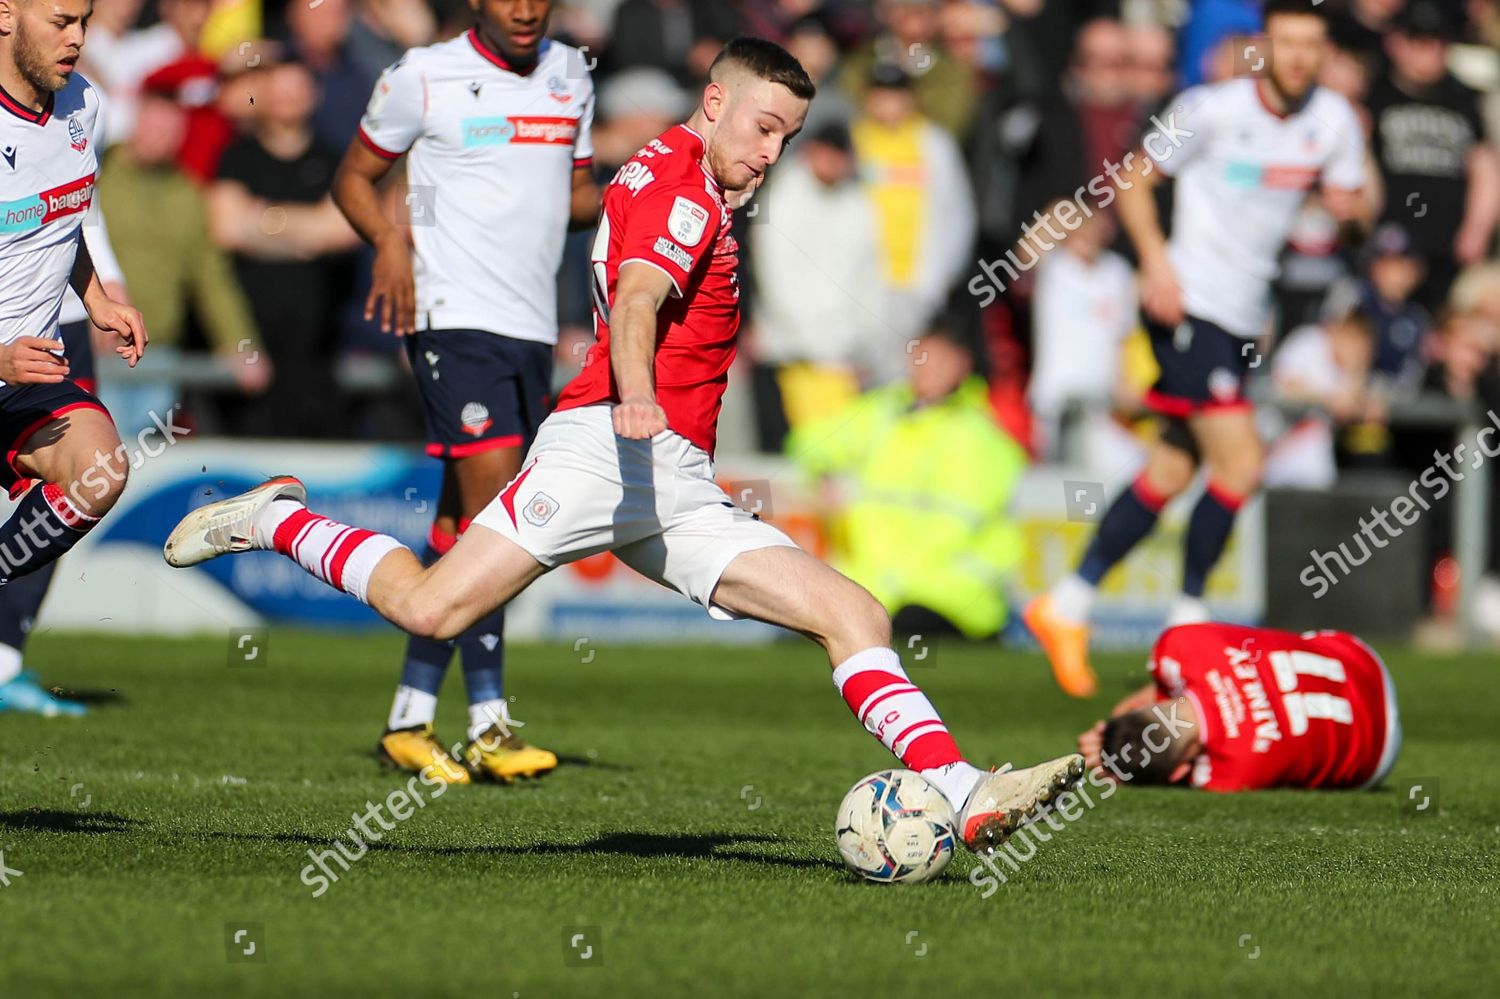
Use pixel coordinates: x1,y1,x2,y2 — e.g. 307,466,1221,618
165,38,1084,854
1078,623,1401,790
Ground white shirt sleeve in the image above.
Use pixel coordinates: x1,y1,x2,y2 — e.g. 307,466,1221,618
573,74,595,166
358,54,425,158
82,203,125,288
87,86,123,285
1321,94,1367,191
1146,85,1214,177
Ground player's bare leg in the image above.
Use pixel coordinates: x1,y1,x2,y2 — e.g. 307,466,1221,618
1027,434,1196,697
377,468,471,778
164,476,545,639
1,408,128,583
384,448,554,781
379,467,469,779
1172,406,1261,626
711,546,1084,854
449,449,557,778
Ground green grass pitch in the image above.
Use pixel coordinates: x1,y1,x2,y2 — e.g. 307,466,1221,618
0,630,1495,997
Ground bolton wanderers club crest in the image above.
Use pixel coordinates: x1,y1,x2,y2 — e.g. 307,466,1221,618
460,401,492,436
68,115,87,152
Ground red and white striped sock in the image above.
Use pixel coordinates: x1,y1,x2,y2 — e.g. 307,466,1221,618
257,501,403,604
833,647,966,771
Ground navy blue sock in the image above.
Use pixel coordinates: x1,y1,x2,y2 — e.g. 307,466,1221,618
1183,483,1243,598
0,484,98,583
458,605,506,705
397,541,454,696
1078,478,1167,585
0,558,57,651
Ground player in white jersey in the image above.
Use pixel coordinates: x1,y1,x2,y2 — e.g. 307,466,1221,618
0,1,145,636
0,194,126,717
332,0,599,783
1026,0,1368,697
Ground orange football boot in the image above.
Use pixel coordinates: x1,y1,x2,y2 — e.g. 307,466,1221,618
1023,594,1098,698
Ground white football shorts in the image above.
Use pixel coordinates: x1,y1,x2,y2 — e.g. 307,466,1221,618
471,403,798,617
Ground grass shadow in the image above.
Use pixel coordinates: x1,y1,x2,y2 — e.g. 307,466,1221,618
0,809,139,833
51,688,130,706
211,828,837,870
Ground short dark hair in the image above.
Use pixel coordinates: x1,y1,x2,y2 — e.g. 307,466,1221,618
1102,706,1193,784
1262,0,1329,25
709,37,817,102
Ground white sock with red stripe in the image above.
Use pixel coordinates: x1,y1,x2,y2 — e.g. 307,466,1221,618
832,647,984,811
256,500,403,604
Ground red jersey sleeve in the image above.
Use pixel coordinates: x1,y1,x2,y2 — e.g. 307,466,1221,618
617,183,721,297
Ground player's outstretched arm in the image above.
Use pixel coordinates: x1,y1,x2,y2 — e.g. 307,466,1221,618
332,141,416,335
70,239,147,368
609,262,674,439
1115,152,1182,327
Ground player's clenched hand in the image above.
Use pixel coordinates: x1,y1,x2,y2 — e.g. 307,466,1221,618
368,232,417,335
613,395,667,439
0,337,70,384
1139,255,1185,327
89,297,149,368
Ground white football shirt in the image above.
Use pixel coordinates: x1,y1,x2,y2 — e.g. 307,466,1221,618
1144,79,1366,338
357,30,595,345
0,73,102,365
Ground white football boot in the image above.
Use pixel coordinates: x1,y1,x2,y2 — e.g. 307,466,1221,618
163,475,307,567
960,753,1086,854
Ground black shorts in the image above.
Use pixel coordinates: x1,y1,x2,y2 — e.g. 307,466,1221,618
403,329,554,459
1144,315,1254,417
0,377,110,497
59,319,96,394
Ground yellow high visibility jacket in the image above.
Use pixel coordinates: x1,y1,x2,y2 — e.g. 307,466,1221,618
787,377,1028,637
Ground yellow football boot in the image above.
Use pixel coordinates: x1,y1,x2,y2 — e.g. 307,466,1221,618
377,724,471,784
463,726,558,782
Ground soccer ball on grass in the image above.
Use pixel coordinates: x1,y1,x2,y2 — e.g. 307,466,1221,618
835,769,957,884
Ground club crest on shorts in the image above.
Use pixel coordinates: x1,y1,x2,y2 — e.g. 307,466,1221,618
668,196,709,246
523,492,559,527
460,402,492,436
1208,367,1240,402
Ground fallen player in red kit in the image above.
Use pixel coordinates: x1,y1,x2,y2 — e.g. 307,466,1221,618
1078,623,1401,790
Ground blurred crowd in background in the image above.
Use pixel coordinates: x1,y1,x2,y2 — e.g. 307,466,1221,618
72,0,1500,629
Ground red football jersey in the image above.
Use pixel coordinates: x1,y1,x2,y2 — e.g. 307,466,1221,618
1149,624,1398,791
554,124,741,455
